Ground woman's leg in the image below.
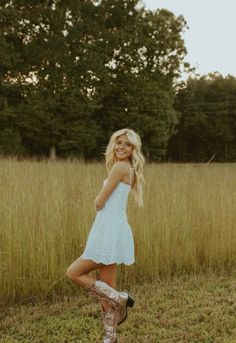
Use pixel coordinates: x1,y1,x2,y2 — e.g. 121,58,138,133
66,256,103,287
67,257,132,329
99,264,117,311
99,264,117,342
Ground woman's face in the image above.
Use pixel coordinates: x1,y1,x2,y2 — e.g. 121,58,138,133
114,134,133,162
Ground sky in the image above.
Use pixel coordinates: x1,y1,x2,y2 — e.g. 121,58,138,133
142,0,236,77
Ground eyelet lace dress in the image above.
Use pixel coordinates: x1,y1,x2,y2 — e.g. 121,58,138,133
81,166,135,265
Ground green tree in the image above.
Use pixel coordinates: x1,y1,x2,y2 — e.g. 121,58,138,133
1,0,189,160
167,74,236,162
0,4,24,155
89,4,188,161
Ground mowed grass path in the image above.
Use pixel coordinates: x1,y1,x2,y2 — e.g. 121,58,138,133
1,272,236,343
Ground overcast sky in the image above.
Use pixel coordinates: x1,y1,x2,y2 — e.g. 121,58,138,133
142,0,236,77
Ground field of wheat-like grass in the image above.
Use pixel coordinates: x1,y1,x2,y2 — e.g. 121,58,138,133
0,159,235,305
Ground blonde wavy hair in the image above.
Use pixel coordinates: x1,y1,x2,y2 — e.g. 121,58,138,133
104,128,145,207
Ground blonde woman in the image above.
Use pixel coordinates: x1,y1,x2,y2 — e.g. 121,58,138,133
66,128,145,343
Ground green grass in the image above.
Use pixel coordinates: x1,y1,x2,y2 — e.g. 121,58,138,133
1,272,236,343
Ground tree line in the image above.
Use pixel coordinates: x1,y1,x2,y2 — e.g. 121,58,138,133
0,0,235,162
168,74,236,162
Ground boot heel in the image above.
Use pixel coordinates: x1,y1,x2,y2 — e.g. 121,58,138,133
127,295,135,308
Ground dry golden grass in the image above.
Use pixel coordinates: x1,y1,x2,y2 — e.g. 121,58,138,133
0,159,235,305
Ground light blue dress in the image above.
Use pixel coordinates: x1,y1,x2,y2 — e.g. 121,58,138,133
81,166,135,265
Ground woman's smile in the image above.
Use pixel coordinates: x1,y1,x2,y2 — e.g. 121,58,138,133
114,135,133,161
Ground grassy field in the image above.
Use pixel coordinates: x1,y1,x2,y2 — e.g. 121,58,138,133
0,159,236,305
1,272,236,342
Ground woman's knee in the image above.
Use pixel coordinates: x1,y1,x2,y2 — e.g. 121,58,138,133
65,256,98,281
65,266,74,281
66,264,81,281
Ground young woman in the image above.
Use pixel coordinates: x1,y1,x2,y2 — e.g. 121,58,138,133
66,128,145,343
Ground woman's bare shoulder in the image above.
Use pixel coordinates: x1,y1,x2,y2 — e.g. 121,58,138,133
108,162,129,179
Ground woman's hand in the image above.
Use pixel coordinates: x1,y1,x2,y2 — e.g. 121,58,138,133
94,198,102,212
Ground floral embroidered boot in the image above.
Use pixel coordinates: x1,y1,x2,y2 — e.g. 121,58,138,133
101,304,118,343
85,280,135,325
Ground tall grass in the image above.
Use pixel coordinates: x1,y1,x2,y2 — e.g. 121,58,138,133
0,159,235,304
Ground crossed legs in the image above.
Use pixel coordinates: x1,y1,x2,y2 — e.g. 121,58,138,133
66,255,133,343
66,256,117,311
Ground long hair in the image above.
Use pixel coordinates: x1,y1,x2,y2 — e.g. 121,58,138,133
104,128,145,207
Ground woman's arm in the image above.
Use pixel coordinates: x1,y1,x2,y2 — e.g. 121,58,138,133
94,162,127,211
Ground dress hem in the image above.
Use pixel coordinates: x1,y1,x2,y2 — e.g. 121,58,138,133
81,255,135,266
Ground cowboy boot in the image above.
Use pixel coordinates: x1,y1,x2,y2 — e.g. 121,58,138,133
116,292,135,326
101,304,118,343
85,280,135,325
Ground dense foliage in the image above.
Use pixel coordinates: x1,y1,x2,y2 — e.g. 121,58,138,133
167,74,236,162
0,1,235,161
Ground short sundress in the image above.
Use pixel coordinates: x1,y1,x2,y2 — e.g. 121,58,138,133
81,166,135,265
